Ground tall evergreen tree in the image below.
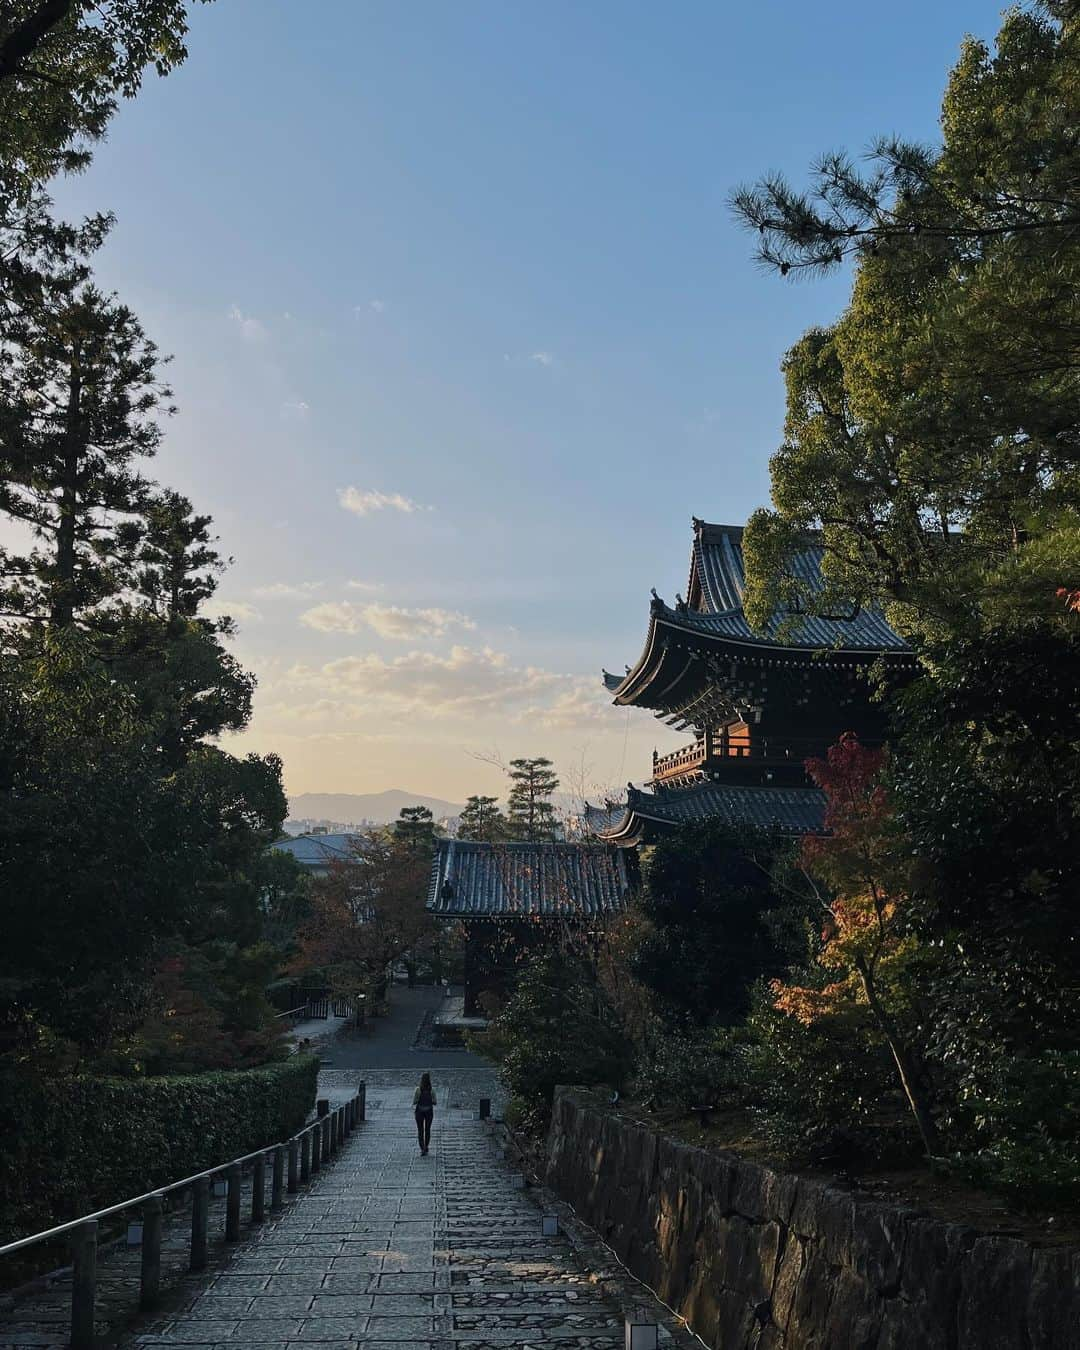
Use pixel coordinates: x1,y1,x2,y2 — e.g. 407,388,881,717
0,283,172,630
135,489,224,620
457,794,507,842
506,757,559,842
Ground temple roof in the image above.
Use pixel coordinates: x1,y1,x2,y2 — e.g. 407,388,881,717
586,780,825,845
604,519,912,720
686,520,907,650
427,839,631,919
272,833,360,870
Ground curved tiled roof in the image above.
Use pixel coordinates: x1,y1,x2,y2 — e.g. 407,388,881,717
586,781,825,843
685,521,907,651
272,833,360,868
427,840,631,918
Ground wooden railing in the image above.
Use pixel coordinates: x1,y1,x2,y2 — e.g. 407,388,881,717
652,731,873,784
0,1085,366,1349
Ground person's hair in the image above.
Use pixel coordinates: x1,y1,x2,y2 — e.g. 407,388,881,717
419,1072,432,1092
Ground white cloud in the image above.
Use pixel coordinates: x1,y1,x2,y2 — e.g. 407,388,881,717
227,305,267,342
299,601,475,640
369,299,385,313
268,646,611,733
283,645,564,720
529,351,554,366
280,399,310,419
346,578,381,592
337,486,430,517
203,598,261,624
253,581,324,598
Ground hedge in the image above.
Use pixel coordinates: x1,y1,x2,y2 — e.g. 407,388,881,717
0,1055,319,1243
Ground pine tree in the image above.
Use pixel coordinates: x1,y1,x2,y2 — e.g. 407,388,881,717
457,794,508,842
506,757,559,842
0,282,172,630
135,489,224,622
395,804,435,855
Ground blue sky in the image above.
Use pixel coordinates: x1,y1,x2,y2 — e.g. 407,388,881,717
48,0,1002,803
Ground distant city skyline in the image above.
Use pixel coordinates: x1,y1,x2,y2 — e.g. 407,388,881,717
39,0,1002,800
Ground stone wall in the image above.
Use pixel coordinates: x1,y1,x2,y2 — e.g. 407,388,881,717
544,1089,1080,1350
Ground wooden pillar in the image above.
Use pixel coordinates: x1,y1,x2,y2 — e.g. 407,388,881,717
251,1154,266,1224
190,1177,209,1270
225,1163,242,1241
140,1194,163,1310
271,1146,285,1211
70,1219,97,1350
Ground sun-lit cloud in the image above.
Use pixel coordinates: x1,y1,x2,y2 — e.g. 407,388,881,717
280,399,310,419
346,578,381,592
227,305,267,342
337,486,429,517
253,581,324,598
299,601,475,640
203,598,261,624
265,646,611,734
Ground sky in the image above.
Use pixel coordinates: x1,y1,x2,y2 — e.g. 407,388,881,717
46,0,1003,806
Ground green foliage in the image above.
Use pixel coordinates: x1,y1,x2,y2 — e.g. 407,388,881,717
744,981,916,1167
634,1027,746,1115
0,282,173,627
457,794,508,842
506,757,560,842
0,632,197,1050
474,951,633,1121
634,822,815,1028
733,5,1080,641
0,1,212,203
0,1055,317,1241
395,804,436,853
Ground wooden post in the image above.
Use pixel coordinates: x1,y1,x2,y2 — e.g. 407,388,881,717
70,1219,97,1350
191,1177,209,1270
287,1139,299,1193
300,1129,311,1182
331,1109,340,1154
343,1099,352,1134
479,1098,491,1119
252,1153,266,1224
322,1115,331,1161
316,1097,330,1118
311,1123,322,1173
225,1163,242,1241
357,1081,366,1122
140,1193,164,1310
271,1146,285,1212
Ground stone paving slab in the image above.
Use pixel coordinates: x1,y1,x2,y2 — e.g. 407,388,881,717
1,1070,694,1350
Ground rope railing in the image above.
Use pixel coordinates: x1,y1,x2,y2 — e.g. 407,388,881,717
0,1081,367,1350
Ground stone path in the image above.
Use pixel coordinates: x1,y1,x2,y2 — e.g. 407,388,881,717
124,1075,682,1349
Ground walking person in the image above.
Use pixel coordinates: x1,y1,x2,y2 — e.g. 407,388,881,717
413,1072,436,1155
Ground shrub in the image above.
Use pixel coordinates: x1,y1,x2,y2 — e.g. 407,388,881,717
0,1056,319,1241
472,951,634,1125
633,1027,746,1114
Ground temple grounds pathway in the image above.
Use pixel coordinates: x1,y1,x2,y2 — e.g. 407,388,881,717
1,990,693,1349
122,1072,688,1349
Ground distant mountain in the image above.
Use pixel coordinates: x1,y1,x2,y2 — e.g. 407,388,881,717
287,790,465,826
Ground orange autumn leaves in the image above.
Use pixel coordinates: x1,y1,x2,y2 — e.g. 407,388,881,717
771,733,911,1026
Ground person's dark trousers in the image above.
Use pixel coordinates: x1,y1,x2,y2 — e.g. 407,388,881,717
415,1108,433,1151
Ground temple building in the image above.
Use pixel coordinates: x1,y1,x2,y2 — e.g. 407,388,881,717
427,839,631,1016
587,519,913,846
